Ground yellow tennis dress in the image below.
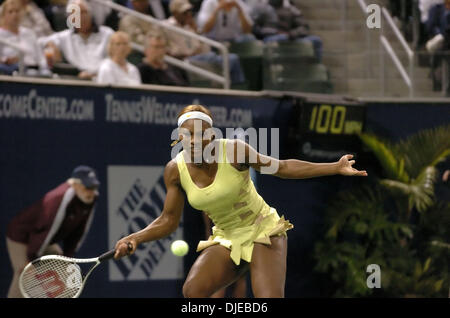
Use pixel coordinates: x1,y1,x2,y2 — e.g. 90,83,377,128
176,138,293,265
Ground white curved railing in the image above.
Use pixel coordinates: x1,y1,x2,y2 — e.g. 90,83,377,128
90,0,230,89
358,0,414,97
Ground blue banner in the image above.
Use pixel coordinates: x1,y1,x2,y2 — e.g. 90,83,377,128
0,80,286,298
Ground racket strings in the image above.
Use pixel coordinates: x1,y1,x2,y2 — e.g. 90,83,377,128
21,259,83,298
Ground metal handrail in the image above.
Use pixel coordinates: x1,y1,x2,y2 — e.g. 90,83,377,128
357,0,367,12
89,0,230,89
131,43,225,85
0,37,26,75
381,7,414,60
380,35,411,87
380,7,414,97
357,0,414,97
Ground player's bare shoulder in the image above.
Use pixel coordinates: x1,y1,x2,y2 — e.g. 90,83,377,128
164,158,181,186
225,138,250,171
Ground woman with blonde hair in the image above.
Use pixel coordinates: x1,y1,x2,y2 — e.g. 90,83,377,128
114,104,367,297
96,31,141,85
0,0,49,76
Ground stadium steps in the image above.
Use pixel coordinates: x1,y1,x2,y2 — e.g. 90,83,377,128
291,0,442,98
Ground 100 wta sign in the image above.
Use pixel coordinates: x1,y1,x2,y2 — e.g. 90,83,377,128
107,166,184,281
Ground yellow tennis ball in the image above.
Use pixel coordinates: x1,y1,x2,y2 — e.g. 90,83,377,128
171,240,189,257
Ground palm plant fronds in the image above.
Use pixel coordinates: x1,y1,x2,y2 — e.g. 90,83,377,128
431,240,450,250
380,166,437,213
359,133,409,182
392,125,450,178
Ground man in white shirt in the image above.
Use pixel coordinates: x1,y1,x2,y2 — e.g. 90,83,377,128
197,0,255,42
39,0,113,80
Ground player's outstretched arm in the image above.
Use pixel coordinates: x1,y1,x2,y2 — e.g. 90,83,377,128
230,139,367,179
275,154,368,179
114,160,185,259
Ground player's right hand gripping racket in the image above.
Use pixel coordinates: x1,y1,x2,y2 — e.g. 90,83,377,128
19,244,132,298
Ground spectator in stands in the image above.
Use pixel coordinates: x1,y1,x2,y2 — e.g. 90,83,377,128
0,0,50,76
19,0,53,37
197,0,255,43
119,0,160,46
165,0,245,84
97,31,142,85
425,0,450,39
420,0,443,24
138,32,189,86
39,0,114,80
425,0,450,92
87,0,114,26
40,0,71,32
387,0,414,32
125,0,168,19
250,0,323,62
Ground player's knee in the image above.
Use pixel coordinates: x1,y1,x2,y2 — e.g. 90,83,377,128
182,279,210,298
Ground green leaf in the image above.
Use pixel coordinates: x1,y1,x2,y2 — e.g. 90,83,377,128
414,261,422,279
359,133,410,182
434,280,444,292
392,125,450,178
326,224,338,238
423,258,431,273
354,222,368,234
400,225,413,239
381,166,437,213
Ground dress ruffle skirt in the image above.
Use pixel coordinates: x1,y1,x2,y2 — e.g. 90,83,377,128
196,208,294,265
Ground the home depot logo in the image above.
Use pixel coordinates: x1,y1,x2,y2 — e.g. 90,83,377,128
107,166,184,281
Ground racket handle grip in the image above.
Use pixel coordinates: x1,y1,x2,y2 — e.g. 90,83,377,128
100,243,133,261
99,249,116,262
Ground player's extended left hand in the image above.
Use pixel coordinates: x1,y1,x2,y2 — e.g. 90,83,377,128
337,154,368,177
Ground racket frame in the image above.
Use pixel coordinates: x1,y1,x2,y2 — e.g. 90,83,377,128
19,250,115,298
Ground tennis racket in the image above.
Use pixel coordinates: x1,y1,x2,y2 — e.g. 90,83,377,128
19,244,131,298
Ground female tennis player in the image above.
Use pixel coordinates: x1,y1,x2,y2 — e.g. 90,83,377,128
114,104,368,297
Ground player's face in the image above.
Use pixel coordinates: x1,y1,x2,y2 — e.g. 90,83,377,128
73,183,97,204
180,119,214,162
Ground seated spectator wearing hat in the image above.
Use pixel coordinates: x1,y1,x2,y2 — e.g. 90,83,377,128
197,0,256,43
0,0,50,76
165,0,245,84
38,0,113,80
251,0,323,61
97,31,142,86
119,0,160,47
6,165,100,298
138,32,189,86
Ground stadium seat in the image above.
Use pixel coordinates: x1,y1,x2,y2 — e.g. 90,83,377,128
186,59,223,88
229,40,264,58
263,41,317,63
263,62,333,94
229,41,265,91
